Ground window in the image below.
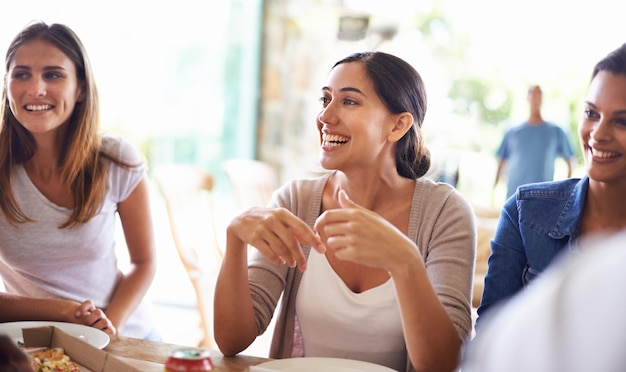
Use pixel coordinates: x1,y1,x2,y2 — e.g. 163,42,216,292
1,0,263,191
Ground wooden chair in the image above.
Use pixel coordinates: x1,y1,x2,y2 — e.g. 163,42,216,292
152,164,221,349
472,205,500,308
221,158,279,210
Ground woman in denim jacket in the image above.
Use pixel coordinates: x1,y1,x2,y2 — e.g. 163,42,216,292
477,43,626,326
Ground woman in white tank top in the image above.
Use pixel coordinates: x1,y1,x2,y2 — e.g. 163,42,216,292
214,52,476,372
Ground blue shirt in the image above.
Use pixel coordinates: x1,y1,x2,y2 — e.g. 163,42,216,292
496,122,575,198
477,176,588,325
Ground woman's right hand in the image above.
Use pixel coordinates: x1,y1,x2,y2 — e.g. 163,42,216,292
73,300,117,335
228,207,325,271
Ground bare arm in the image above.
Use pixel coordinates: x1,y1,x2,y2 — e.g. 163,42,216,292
105,177,156,333
390,252,462,372
566,157,576,178
0,294,116,334
494,158,506,188
0,293,82,323
214,207,323,356
213,226,258,356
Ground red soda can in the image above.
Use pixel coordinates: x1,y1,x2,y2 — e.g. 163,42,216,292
164,347,214,371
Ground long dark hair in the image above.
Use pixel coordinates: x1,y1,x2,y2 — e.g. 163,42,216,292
333,51,430,179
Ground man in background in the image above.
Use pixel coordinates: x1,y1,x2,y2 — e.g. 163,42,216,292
494,85,577,200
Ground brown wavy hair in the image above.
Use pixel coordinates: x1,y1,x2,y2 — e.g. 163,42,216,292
0,21,133,228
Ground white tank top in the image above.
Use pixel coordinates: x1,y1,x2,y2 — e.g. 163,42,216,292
295,250,407,371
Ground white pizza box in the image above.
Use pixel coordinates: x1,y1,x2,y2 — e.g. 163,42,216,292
22,326,140,372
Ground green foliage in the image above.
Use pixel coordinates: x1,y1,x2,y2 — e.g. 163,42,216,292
567,99,583,162
412,2,513,127
448,78,514,125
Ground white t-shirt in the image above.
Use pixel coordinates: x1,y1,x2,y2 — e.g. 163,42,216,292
0,134,151,338
296,249,406,371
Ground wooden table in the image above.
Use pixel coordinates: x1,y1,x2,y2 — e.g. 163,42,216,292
105,335,270,371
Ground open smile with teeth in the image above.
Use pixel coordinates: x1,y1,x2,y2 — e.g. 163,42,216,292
322,133,350,148
591,148,620,159
25,104,53,112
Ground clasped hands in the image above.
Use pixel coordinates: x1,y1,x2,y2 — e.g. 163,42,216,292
229,190,412,272
73,300,116,335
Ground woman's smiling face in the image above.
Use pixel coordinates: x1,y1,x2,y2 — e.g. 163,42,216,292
6,39,83,135
316,61,398,171
578,71,626,185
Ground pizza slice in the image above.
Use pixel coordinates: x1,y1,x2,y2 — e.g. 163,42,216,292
28,347,81,372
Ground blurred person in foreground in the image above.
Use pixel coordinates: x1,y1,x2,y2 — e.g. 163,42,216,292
494,84,577,200
463,230,626,372
0,334,33,372
477,43,626,326
0,21,157,339
214,51,476,372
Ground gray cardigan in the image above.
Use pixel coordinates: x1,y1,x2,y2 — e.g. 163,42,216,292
247,171,476,372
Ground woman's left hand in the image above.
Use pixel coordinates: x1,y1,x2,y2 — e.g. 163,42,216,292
314,190,414,271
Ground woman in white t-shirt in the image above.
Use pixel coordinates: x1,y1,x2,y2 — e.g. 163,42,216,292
214,52,476,372
0,21,156,339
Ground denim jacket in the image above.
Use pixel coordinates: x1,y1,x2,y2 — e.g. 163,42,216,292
476,176,588,324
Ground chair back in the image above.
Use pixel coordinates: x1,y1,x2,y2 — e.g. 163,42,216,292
472,205,500,309
153,164,220,349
